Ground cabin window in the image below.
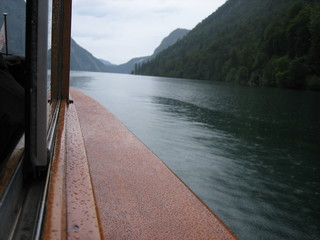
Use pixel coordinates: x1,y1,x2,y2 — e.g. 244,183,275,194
1,0,69,169
0,1,66,238
0,1,26,57
0,0,26,167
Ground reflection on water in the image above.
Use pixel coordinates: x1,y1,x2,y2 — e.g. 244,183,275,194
71,71,320,240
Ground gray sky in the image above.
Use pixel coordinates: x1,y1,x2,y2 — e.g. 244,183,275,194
72,0,226,64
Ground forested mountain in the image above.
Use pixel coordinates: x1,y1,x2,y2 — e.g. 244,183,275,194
134,0,320,90
103,28,189,74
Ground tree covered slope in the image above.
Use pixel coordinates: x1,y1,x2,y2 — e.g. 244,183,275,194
134,0,320,90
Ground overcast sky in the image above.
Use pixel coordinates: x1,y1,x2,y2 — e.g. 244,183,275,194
72,0,227,64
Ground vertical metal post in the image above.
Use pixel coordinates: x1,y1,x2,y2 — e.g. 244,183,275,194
26,0,48,167
3,13,8,56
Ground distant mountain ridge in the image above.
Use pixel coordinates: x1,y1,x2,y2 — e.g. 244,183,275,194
101,56,148,74
152,28,189,57
99,59,113,66
70,38,108,72
102,28,190,74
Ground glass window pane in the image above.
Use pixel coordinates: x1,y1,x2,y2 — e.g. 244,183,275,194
0,0,25,56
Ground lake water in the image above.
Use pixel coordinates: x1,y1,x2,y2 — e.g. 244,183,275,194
70,71,320,240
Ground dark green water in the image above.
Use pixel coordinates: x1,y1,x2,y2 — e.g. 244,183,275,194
71,71,320,240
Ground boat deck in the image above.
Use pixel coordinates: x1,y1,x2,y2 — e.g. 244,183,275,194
42,88,237,239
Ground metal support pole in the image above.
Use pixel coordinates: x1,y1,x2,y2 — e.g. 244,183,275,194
25,0,48,167
3,13,8,55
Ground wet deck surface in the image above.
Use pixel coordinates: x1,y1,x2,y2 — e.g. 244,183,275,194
65,100,103,239
70,88,237,240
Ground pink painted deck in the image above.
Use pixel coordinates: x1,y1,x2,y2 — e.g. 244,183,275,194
70,88,237,240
